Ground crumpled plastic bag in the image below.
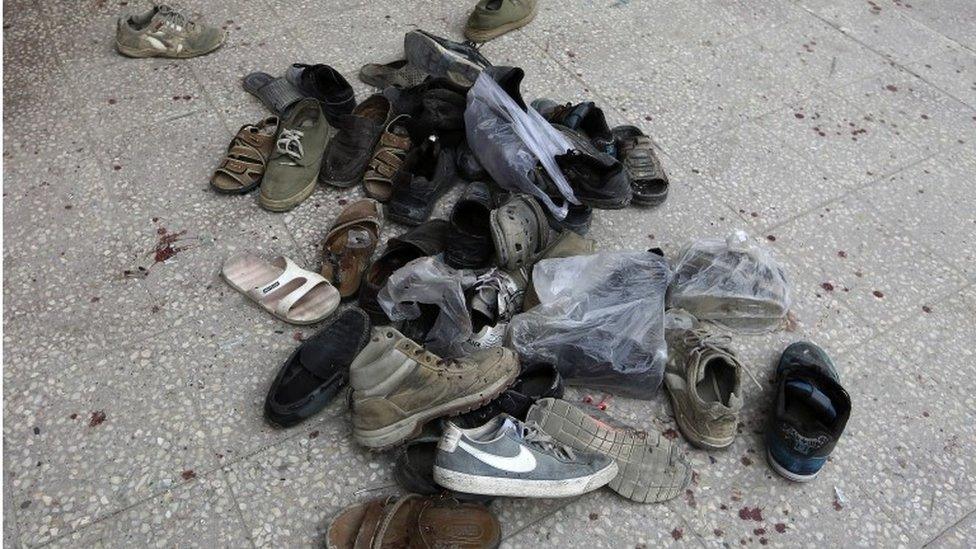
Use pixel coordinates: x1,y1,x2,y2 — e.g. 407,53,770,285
465,72,578,219
377,257,478,358
669,231,792,333
508,251,671,399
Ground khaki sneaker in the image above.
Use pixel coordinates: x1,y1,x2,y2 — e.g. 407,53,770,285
465,0,539,42
260,98,332,212
350,327,519,450
664,328,749,450
115,4,225,59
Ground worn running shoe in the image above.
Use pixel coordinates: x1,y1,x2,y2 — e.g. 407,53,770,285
433,415,617,498
349,327,519,450
527,398,692,503
665,327,756,450
465,0,539,42
404,30,492,87
765,342,851,482
259,98,332,212
115,4,225,59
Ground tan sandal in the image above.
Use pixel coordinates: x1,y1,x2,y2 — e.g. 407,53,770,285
363,114,412,202
321,199,383,299
211,116,279,194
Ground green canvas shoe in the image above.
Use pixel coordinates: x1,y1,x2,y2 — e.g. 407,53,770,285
259,99,332,212
464,0,539,42
115,4,225,59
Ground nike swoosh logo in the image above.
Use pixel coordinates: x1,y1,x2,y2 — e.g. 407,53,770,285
458,440,536,473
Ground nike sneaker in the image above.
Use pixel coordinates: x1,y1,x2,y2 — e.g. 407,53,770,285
432,415,618,498
765,342,851,482
115,4,225,59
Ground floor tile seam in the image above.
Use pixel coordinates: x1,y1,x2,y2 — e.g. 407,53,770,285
3,468,24,549
216,466,259,549
923,507,976,547
897,9,976,58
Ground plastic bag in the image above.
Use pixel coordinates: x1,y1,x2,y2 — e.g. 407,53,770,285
508,251,671,399
669,231,792,333
465,72,578,219
377,257,478,358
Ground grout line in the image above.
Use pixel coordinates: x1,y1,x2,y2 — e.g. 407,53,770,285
217,466,259,549
923,505,976,547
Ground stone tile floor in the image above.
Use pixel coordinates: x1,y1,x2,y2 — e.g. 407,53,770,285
3,0,975,547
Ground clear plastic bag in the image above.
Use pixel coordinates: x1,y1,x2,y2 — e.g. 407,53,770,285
377,257,478,358
669,231,792,333
508,251,671,399
465,73,578,219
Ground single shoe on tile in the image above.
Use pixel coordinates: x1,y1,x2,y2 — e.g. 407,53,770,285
387,138,462,226
433,415,618,498
326,494,501,549
363,114,413,202
554,125,632,210
454,362,563,428
358,219,450,324
612,125,670,207
665,327,751,450
264,309,370,427
527,398,693,503
394,432,494,504
259,98,332,212
765,342,851,483
465,0,539,42
319,95,393,188
320,199,383,299
445,181,497,270
115,4,225,58
462,268,525,352
285,63,356,125
404,29,492,87
358,58,429,89
533,99,616,157
349,327,519,450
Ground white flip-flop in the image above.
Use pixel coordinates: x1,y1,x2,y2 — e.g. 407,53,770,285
221,253,340,325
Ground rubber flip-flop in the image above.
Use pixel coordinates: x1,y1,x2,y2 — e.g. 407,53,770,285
221,253,340,325
242,72,305,116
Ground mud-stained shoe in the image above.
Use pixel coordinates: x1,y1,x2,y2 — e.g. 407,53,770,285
349,327,519,450
527,398,692,503
465,0,539,42
116,4,225,59
433,415,617,498
665,327,753,450
404,29,492,87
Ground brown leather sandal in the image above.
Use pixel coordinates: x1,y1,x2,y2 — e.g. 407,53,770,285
211,116,279,194
321,199,383,299
363,114,412,202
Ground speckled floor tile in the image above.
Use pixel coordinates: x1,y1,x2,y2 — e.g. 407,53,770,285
899,0,976,51
908,46,976,108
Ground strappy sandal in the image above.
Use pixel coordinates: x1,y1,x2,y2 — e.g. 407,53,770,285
490,193,552,270
363,114,412,202
320,199,383,299
210,116,279,194
221,253,340,325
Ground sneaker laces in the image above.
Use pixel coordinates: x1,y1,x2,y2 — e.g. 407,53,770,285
520,421,576,461
157,5,193,29
276,129,305,161
683,328,763,390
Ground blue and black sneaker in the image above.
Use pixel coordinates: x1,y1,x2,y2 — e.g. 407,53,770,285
765,341,851,482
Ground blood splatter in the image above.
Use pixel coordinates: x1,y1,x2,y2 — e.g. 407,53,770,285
588,512,599,521
922,305,932,313
766,235,776,241
741,456,753,466
885,84,898,92
89,411,107,427
872,290,885,298
671,528,683,540
739,507,763,521
794,113,805,119
662,428,679,440
775,523,787,533
308,430,319,439
754,528,766,535
181,470,196,480
821,282,835,292
837,250,847,258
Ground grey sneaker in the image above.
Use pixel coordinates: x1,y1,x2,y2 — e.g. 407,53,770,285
433,415,618,498
349,327,519,450
115,4,225,59
526,398,692,503
665,327,754,450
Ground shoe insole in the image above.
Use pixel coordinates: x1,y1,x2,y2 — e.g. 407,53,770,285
785,380,837,430
697,357,736,407
517,368,552,397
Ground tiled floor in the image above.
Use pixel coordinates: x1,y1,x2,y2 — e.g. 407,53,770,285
3,0,975,547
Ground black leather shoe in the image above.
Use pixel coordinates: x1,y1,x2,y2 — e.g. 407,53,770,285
445,181,497,269
454,362,565,428
286,63,356,125
319,94,392,188
358,219,450,324
555,125,632,209
387,139,461,226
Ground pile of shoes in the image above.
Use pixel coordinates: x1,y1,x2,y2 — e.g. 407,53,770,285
138,4,853,545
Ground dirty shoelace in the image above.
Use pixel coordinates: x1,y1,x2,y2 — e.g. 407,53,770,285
276,129,305,161
520,421,576,461
683,328,763,389
157,5,194,30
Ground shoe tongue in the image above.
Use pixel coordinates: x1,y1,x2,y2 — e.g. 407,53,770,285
500,416,520,435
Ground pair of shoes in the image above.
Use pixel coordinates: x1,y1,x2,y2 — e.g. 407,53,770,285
115,4,225,59
326,494,500,549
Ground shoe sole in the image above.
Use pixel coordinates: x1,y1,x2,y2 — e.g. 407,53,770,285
404,32,484,88
353,366,519,451
464,4,539,42
258,173,318,212
766,448,820,483
115,39,224,59
665,387,735,450
432,460,617,498
630,191,668,207
526,398,691,503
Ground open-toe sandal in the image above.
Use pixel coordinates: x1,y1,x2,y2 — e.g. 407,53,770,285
221,253,340,325
210,116,279,194
321,199,384,299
